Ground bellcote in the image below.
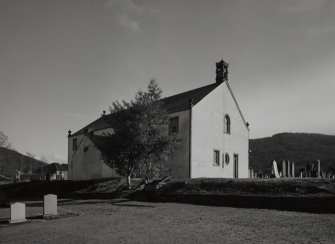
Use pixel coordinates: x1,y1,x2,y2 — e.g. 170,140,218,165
216,59,229,84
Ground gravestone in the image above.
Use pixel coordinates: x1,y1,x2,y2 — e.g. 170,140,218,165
282,160,286,177
272,160,280,178
43,194,58,217
291,162,295,177
250,168,255,178
10,202,27,223
287,160,291,177
317,160,321,178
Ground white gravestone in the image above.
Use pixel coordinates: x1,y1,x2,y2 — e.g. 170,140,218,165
10,202,27,223
272,160,280,178
43,194,58,217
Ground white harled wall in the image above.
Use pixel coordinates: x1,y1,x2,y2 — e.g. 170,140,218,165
191,82,249,178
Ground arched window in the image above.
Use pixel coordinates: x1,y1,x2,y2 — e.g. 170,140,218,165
224,114,231,134
225,153,230,164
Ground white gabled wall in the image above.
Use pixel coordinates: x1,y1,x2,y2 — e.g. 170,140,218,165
191,82,249,178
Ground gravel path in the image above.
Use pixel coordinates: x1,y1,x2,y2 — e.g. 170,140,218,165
0,199,334,243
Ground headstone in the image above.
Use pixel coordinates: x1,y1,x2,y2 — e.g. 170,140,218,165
291,162,295,177
282,160,286,177
10,202,27,223
287,160,291,177
317,160,321,178
272,160,280,178
43,194,58,217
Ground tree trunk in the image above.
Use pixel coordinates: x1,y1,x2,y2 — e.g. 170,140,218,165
127,174,132,190
127,166,134,190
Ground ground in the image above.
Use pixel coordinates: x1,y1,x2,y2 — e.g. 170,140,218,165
1,199,334,244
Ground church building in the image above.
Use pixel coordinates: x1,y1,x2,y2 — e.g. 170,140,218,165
68,60,249,180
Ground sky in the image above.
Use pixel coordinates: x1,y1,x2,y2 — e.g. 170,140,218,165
0,0,335,163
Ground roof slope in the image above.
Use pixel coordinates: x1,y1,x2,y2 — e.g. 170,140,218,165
162,83,220,113
72,116,112,136
71,83,220,137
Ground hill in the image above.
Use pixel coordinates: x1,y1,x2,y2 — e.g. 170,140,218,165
250,133,335,174
0,147,47,178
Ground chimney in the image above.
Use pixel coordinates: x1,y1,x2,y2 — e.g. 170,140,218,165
216,59,229,84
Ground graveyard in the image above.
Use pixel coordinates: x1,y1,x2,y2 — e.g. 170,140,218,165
0,197,334,243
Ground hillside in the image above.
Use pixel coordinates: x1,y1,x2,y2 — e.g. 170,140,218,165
250,133,335,174
0,147,47,178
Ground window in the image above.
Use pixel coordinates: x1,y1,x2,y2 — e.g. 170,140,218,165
169,117,179,134
213,150,220,166
224,114,231,134
73,138,78,151
225,153,230,164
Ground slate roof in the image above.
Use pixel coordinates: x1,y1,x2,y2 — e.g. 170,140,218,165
71,116,112,137
70,82,220,137
161,83,219,113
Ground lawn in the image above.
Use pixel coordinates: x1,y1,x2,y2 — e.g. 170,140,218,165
0,199,334,243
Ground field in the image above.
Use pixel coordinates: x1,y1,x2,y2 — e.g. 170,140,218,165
1,198,335,243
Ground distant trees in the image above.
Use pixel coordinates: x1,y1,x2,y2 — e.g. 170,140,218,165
26,152,35,159
93,80,176,189
0,130,12,175
0,131,11,150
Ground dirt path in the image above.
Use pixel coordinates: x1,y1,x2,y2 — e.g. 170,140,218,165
0,199,334,243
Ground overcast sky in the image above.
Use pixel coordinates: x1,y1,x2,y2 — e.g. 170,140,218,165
1,0,334,163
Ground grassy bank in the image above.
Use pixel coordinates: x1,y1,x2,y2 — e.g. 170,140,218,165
0,178,143,201
130,178,335,213
1,178,335,212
